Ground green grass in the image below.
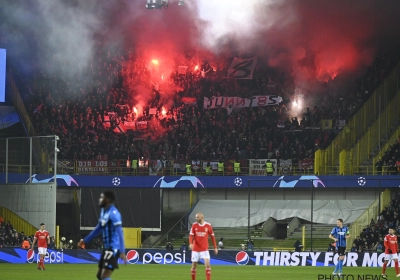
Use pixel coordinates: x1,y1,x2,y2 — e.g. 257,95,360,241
0,264,389,280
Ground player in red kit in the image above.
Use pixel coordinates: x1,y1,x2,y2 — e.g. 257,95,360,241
189,212,218,280
31,223,50,270
382,226,400,278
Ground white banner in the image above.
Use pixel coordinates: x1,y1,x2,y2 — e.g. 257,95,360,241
191,160,201,171
227,57,257,79
279,159,292,175
149,108,157,115
136,121,148,130
149,160,166,175
204,96,282,110
124,121,136,130
336,119,346,129
202,161,219,172
249,159,278,175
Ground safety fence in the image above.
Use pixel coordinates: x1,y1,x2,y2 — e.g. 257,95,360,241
1,158,317,176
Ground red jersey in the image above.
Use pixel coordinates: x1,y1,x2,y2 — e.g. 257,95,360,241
189,222,216,252
35,230,49,248
384,234,398,254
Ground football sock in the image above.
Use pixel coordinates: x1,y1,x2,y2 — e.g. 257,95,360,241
191,268,196,280
206,268,211,280
382,262,387,274
41,259,45,269
338,259,343,273
395,261,399,274
333,262,339,273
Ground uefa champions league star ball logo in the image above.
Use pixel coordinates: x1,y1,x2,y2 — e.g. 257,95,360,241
112,177,121,186
234,177,242,186
235,251,249,265
126,250,139,264
358,177,366,186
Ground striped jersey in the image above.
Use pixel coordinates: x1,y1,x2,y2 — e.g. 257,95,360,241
330,226,350,247
99,205,122,250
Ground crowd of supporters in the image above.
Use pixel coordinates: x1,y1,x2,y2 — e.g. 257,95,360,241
0,218,56,249
349,193,400,253
375,138,400,175
8,37,397,163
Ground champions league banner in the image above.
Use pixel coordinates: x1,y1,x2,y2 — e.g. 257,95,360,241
0,249,396,267
1,173,400,188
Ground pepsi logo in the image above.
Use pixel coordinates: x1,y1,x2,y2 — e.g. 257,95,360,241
235,251,249,265
27,249,35,263
126,250,139,264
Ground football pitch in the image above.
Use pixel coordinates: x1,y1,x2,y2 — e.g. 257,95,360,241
0,264,389,280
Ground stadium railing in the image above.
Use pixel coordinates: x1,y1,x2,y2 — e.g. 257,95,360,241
1,161,318,176
347,188,391,250
3,161,397,176
315,60,400,174
0,207,38,236
0,164,41,175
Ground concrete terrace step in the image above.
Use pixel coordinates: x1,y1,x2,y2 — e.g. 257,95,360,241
168,237,330,250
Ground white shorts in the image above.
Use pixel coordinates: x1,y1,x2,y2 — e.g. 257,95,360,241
38,247,47,255
191,251,210,262
384,253,398,261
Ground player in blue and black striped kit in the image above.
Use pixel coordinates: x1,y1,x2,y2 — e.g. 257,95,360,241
329,218,350,276
78,191,127,280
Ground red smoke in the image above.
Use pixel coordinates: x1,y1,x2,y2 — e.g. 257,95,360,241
259,0,384,87
110,0,400,96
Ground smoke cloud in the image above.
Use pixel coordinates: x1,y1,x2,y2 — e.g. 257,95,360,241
192,0,400,87
1,0,400,95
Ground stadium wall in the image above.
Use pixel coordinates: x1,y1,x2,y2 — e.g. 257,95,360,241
163,188,380,212
0,183,56,235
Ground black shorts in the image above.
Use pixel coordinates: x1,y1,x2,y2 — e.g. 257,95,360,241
337,246,346,256
99,249,119,271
